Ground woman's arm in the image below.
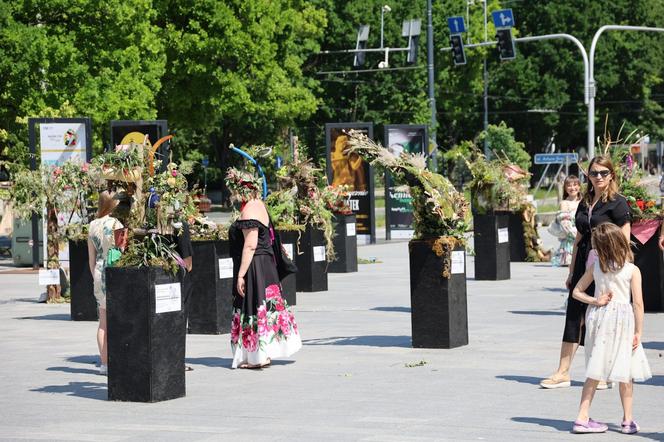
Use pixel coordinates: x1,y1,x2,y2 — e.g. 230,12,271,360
572,266,611,306
631,266,644,349
621,222,631,242
236,228,258,296
566,231,582,289
87,238,96,276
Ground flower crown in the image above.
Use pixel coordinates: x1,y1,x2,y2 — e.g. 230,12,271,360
225,167,263,200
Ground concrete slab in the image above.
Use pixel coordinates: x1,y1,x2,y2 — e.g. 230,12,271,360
0,234,663,441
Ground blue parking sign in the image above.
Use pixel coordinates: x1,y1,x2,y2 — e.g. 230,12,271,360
491,9,515,29
447,16,466,34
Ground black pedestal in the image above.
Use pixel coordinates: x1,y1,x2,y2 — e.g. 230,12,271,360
280,226,328,293
632,228,664,312
187,240,233,334
68,239,98,321
474,212,510,280
329,214,358,273
409,240,468,349
106,267,186,402
508,212,527,262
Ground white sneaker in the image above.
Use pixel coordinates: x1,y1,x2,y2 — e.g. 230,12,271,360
99,364,108,376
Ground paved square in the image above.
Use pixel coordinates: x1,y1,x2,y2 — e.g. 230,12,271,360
1,238,663,441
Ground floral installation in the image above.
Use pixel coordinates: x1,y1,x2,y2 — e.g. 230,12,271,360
345,130,469,277
321,184,353,215
266,146,335,262
93,142,144,182
224,167,263,202
10,160,100,301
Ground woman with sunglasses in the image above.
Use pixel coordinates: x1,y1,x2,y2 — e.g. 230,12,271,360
541,155,631,389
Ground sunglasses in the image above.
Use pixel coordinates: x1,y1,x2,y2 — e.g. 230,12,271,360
588,170,611,178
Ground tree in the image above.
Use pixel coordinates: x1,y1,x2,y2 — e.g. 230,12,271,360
478,122,531,171
154,0,326,196
0,0,165,169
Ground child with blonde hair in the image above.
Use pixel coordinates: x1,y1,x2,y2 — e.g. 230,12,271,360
571,223,651,434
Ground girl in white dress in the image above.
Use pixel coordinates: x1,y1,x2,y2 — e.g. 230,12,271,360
571,223,651,434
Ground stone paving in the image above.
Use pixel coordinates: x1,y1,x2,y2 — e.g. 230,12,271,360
0,231,663,441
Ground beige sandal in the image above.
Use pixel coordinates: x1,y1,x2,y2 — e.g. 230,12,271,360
540,374,571,389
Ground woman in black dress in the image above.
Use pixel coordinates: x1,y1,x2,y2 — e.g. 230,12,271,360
225,168,301,369
541,155,631,389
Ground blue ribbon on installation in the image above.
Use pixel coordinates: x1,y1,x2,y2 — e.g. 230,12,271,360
229,144,268,199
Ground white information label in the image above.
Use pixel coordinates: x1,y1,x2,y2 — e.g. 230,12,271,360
155,283,181,314
38,269,60,285
218,258,233,279
283,243,294,260
451,251,465,274
498,227,509,244
346,223,356,237
313,246,326,262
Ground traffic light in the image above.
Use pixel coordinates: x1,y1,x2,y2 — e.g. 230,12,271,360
495,28,516,60
353,25,370,68
449,34,466,66
402,19,421,64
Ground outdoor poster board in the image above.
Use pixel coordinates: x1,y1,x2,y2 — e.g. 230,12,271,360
28,118,93,269
110,120,169,167
325,123,376,245
384,125,427,240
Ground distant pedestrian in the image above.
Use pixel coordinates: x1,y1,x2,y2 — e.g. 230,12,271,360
550,175,581,267
570,223,651,434
541,156,631,390
87,191,123,376
225,168,301,369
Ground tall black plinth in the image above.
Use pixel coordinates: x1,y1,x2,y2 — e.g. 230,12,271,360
106,267,185,402
276,229,299,305
295,225,328,292
409,239,468,349
473,212,510,280
187,240,233,334
508,212,527,262
68,239,98,321
329,214,358,273
632,224,664,312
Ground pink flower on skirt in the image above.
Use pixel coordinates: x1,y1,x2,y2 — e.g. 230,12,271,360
290,312,298,334
257,305,269,336
242,326,258,352
230,312,241,344
278,311,291,336
265,284,281,300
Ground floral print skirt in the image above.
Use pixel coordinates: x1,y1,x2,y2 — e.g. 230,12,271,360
231,283,301,368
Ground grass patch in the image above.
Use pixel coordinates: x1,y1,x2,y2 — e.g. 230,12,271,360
404,360,428,368
358,257,383,264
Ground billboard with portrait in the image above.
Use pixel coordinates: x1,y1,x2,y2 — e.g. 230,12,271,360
384,125,427,240
325,123,375,244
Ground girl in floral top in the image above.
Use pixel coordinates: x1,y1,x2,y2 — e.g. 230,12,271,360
87,191,123,375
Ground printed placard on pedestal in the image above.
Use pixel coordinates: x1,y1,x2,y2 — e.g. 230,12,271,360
218,258,233,279
498,227,509,244
313,246,326,262
346,223,356,237
451,251,465,274
283,243,294,260
38,269,60,285
155,283,181,314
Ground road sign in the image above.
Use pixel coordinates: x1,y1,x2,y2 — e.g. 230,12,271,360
201,157,209,167
534,153,578,165
447,16,466,34
491,9,515,29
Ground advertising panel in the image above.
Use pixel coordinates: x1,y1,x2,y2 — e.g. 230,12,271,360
384,125,427,240
325,123,375,244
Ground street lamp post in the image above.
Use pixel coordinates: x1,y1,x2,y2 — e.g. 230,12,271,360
587,25,664,158
427,0,438,170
